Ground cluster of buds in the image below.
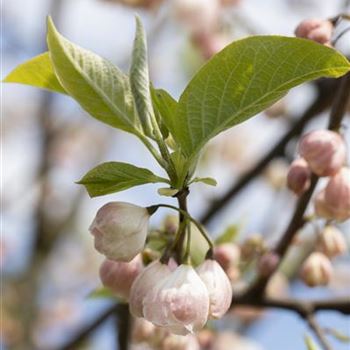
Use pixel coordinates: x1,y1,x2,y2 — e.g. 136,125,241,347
132,260,232,335
299,225,347,287
287,129,349,222
90,202,233,335
295,18,334,46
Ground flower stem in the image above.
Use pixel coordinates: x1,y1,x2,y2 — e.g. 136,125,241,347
147,203,214,251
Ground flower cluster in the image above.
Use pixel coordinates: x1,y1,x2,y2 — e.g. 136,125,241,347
299,224,347,287
287,129,349,222
90,202,233,335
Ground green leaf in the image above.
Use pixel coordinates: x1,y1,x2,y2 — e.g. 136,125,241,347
130,16,155,137
190,177,217,186
157,187,179,197
304,335,320,350
3,52,66,94
215,224,240,244
77,161,169,197
46,17,140,134
171,36,350,158
87,287,121,301
151,88,178,138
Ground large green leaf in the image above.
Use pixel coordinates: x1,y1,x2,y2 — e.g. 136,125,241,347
3,52,66,94
77,161,169,197
130,16,154,137
47,17,140,134
171,36,350,158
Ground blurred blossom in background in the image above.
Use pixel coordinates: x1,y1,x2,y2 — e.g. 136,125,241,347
2,0,350,349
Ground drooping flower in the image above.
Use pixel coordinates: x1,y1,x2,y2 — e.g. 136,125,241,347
299,130,346,177
99,255,143,300
89,202,150,262
143,264,209,335
129,260,171,318
196,259,233,319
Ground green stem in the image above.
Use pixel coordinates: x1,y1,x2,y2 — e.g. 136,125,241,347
183,223,192,264
137,132,168,169
147,203,214,250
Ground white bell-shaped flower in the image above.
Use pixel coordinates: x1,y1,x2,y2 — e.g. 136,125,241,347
89,202,149,262
143,264,209,335
196,259,233,319
129,260,172,318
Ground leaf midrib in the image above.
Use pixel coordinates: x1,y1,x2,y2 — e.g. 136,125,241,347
52,31,137,131
184,65,349,158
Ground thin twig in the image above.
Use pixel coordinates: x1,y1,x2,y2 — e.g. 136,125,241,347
58,305,121,350
306,314,333,350
244,73,350,297
200,79,339,225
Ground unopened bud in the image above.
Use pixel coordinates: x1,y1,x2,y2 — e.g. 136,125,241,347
295,19,333,45
257,253,280,277
213,243,240,270
287,158,311,195
192,32,229,59
197,329,215,349
318,226,347,258
90,202,149,262
196,260,233,319
324,167,350,222
143,264,209,335
99,255,143,300
132,318,156,344
172,0,220,35
300,252,333,287
241,234,266,260
162,334,200,350
299,130,346,177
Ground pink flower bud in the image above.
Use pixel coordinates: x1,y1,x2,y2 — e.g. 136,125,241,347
314,190,333,220
257,253,280,277
162,334,200,350
213,243,240,271
300,252,333,287
129,260,171,318
99,255,143,300
318,226,347,258
172,0,220,35
287,158,311,195
132,318,157,344
89,202,149,262
196,260,232,319
324,167,350,222
192,32,229,59
197,329,215,349
299,130,346,177
143,264,209,335
295,19,333,45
